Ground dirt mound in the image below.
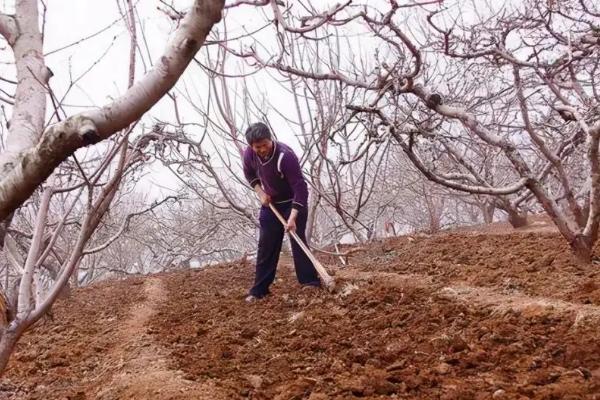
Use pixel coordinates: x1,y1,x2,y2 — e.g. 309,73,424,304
3,230,600,399
347,231,600,305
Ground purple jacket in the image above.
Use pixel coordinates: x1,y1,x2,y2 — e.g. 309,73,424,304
243,141,309,210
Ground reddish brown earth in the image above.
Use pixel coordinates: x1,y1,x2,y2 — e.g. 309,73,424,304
3,223,600,399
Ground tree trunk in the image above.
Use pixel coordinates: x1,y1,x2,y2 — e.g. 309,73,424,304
571,235,593,264
428,215,441,234
42,263,71,299
0,0,226,222
366,221,376,241
579,202,590,227
71,263,79,289
0,292,8,329
482,203,495,224
506,209,528,228
58,282,71,299
0,213,14,248
306,192,320,245
384,221,397,237
0,325,25,375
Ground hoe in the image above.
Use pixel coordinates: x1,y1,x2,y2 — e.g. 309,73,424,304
269,204,336,291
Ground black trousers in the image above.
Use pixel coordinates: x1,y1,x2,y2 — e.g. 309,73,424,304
249,202,320,297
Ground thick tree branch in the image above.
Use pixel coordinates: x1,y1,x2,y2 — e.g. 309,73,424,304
0,0,225,222
0,13,16,45
411,83,581,241
0,0,49,165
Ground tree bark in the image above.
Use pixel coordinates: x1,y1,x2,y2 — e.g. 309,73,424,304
0,213,14,248
0,291,8,329
0,0,226,376
0,0,225,222
482,202,495,224
306,191,319,244
506,209,528,228
571,235,593,264
0,323,26,375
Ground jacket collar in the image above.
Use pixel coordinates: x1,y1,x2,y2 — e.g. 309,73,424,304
258,141,278,166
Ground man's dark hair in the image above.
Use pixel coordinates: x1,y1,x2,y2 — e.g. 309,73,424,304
245,122,272,145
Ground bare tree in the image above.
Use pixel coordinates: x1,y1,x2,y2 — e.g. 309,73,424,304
223,0,600,262
0,0,226,374
0,0,224,222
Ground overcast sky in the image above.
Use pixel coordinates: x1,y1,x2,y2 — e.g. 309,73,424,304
0,0,469,200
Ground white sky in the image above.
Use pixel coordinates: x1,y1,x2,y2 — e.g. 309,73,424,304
0,0,495,200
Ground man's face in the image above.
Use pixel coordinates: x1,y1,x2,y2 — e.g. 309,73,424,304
251,138,273,159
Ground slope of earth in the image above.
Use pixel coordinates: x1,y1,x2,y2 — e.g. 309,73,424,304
3,226,600,399
1,277,146,399
345,229,600,306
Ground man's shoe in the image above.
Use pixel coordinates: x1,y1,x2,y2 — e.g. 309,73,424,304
245,295,259,303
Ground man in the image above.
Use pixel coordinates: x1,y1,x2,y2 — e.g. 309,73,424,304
242,122,321,302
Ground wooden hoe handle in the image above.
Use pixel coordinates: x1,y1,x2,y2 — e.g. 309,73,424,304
268,204,335,290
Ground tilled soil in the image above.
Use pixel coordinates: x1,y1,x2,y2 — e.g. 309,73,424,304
0,277,146,399
3,230,600,399
347,232,600,305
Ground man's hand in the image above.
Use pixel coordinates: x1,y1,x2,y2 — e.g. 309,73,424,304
258,191,271,206
286,209,299,232
254,185,271,206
